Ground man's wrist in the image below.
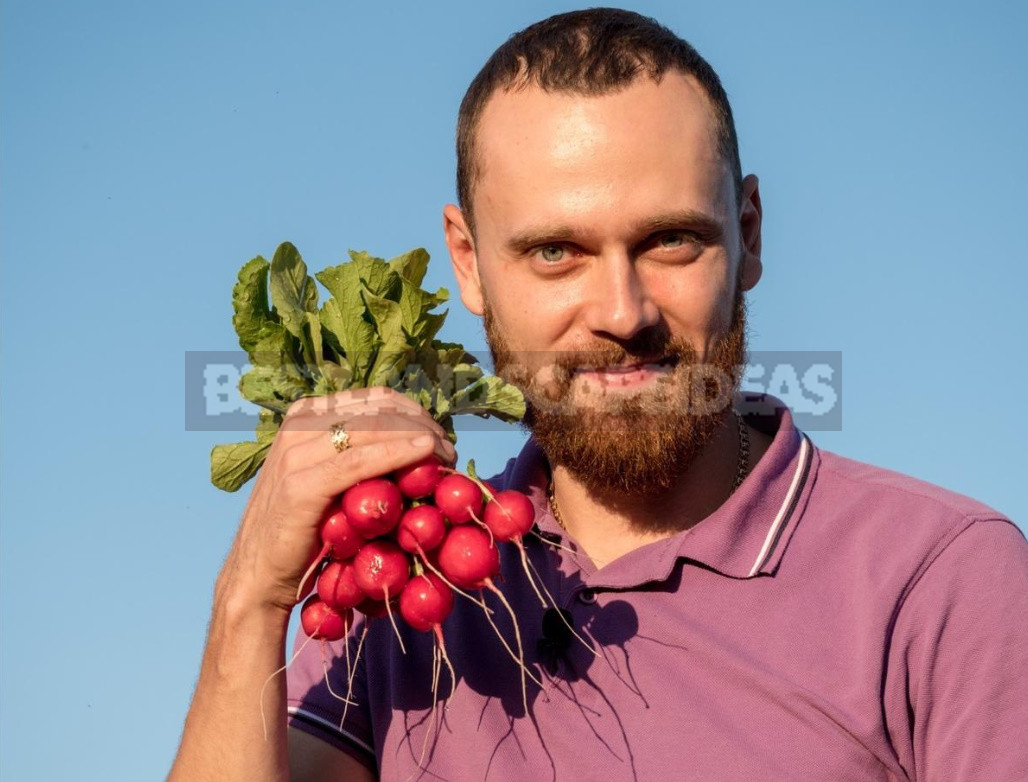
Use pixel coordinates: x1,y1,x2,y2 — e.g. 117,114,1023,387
216,574,295,627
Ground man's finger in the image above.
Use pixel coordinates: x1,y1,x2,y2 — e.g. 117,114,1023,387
283,394,444,437
291,434,443,502
285,387,426,422
279,422,456,474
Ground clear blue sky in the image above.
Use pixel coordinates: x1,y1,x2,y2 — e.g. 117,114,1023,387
2,1,1026,778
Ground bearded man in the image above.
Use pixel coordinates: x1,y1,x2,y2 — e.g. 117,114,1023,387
169,8,1028,782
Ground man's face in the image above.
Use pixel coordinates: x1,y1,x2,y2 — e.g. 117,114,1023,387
445,70,759,496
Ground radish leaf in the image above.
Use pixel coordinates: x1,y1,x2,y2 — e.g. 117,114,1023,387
211,440,272,492
269,242,318,340
232,255,278,358
387,247,430,286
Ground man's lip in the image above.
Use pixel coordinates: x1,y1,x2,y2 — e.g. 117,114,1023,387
574,357,677,373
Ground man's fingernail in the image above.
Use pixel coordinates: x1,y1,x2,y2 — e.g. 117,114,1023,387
411,434,433,446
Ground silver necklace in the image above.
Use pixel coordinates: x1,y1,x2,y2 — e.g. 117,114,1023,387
547,410,750,532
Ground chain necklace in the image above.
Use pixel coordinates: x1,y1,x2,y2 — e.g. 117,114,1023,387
546,410,750,532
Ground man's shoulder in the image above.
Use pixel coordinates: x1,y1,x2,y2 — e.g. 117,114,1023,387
805,444,1022,579
796,445,1026,614
815,445,1011,524
482,455,523,492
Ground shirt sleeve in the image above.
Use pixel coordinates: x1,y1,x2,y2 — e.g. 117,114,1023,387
886,517,1028,781
285,612,377,772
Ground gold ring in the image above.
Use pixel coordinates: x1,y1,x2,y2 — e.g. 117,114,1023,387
329,421,351,453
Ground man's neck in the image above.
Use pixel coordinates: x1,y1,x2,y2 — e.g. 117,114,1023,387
548,413,774,570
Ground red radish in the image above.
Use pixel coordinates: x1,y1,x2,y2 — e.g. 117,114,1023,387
400,573,455,633
482,489,553,617
320,504,364,559
353,540,412,600
295,502,364,601
437,525,499,590
437,524,536,713
342,478,404,537
482,490,535,542
434,474,484,525
300,596,352,641
393,455,445,499
400,573,459,770
354,539,412,653
396,505,447,554
317,559,364,611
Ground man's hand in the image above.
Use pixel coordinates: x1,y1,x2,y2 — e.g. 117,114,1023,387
169,388,455,782
216,387,457,613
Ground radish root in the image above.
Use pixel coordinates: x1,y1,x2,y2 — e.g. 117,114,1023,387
407,645,442,782
517,540,549,610
525,555,598,657
383,589,407,655
295,542,330,601
434,625,457,705
484,579,536,715
340,622,368,732
259,630,316,741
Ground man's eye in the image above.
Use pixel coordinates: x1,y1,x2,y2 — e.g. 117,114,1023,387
658,232,694,248
538,245,565,264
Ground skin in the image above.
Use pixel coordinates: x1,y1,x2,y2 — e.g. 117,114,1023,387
444,69,773,567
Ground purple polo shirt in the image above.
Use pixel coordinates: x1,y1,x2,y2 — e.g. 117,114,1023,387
286,392,1028,781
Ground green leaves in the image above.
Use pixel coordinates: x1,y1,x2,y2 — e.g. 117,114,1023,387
210,440,272,492
269,242,318,339
210,241,526,492
232,256,278,358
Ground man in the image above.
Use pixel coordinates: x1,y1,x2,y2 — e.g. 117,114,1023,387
169,8,1028,781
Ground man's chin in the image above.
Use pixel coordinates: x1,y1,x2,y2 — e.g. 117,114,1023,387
522,391,731,497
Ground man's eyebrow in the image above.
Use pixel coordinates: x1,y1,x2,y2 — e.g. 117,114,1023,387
504,209,724,254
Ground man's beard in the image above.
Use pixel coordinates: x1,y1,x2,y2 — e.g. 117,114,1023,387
482,282,748,499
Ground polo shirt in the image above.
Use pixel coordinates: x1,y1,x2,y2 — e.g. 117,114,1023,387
286,391,1028,781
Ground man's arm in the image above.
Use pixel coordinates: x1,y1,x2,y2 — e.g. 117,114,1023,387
885,517,1028,781
169,583,378,782
166,390,455,780
168,587,293,781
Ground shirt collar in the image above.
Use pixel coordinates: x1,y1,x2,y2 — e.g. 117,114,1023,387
502,391,818,586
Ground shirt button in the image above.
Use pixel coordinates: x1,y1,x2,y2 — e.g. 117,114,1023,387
578,589,597,605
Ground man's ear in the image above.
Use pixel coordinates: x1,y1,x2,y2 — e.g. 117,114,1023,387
737,173,763,292
442,203,485,316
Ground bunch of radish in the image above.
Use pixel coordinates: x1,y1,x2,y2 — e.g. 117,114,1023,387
294,455,551,716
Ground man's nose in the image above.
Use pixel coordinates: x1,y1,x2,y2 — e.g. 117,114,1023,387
581,254,661,341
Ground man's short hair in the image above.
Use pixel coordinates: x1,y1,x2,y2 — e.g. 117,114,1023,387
455,7,743,244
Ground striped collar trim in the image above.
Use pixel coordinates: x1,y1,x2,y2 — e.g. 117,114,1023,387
746,432,814,576
508,392,818,586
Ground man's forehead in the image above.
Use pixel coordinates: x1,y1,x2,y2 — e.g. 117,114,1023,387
474,71,730,233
